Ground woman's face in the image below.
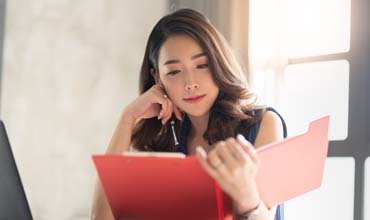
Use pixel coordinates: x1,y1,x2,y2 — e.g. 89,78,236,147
157,34,219,117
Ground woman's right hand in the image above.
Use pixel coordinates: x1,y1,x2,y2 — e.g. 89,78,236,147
124,85,182,125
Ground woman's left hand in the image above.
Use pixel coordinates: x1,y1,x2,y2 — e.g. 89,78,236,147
195,134,261,211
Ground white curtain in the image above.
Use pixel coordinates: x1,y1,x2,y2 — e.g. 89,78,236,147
248,0,289,106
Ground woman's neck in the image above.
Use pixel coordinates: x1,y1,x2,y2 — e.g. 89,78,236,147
187,112,210,138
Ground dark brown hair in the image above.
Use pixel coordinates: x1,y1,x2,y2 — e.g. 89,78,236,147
131,8,264,152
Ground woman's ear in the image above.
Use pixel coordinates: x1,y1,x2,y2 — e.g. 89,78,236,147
150,68,164,88
150,68,159,84
150,68,156,79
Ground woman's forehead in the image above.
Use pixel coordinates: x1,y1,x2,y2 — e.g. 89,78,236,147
158,35,205,64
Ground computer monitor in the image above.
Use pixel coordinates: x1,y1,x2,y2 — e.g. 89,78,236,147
0,121,33,220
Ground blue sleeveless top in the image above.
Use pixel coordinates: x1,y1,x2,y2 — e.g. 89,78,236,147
177,107,287,220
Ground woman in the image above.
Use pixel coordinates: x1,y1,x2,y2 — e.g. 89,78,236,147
91,8,286,220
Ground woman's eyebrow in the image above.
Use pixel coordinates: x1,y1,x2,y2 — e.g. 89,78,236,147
191,52,207,60
163,52,207,66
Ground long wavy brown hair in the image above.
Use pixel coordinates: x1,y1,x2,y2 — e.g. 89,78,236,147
131,8,265,152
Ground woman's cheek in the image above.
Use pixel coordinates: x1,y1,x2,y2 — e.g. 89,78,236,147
163,84,183,107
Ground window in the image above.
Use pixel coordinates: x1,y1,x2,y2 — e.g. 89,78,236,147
249,0,355,219
249,0,350,141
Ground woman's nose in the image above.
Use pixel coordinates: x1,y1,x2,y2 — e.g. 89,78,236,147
185,81,199,90
184,70,199,90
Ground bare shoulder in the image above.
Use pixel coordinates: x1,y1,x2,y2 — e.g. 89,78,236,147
254,110,284,148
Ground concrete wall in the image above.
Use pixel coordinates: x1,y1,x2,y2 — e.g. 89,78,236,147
1,1,167,219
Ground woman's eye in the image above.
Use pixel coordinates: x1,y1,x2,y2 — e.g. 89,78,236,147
197,64,209,69
166,70,180,76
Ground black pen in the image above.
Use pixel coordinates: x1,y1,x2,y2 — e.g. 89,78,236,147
170,118,179,147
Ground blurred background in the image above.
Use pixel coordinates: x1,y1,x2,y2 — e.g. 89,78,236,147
0,0,369,220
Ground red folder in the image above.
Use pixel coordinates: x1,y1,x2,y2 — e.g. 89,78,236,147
92,116,329,220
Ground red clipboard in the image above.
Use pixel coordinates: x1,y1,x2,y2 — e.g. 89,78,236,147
92,116,329,220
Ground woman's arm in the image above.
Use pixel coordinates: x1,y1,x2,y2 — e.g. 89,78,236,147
195,110,284,220
90,84,181,220
233,110,284,220
90,111,136,220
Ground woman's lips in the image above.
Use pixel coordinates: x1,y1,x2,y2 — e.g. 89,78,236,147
183,94,206,103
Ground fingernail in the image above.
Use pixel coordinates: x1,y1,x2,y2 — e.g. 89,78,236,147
237,134,253,149
196,146,206,157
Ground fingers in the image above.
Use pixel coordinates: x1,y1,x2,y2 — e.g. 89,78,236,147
237,134,259,163
160,98,172,124
156,97,169,118
173,105,183,121
213,140,238,171
151,86,171,123
159,97,178,125
225,137,246,162
161,101,183,124
208,146,225,169
197,144,233,181
196,136,259,174
153,87,182,124
154,94,169,120
195,146,220,179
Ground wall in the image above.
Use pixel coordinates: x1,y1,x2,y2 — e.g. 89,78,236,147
1,1,167,219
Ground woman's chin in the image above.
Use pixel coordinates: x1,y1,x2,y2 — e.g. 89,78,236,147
184,109,210,118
